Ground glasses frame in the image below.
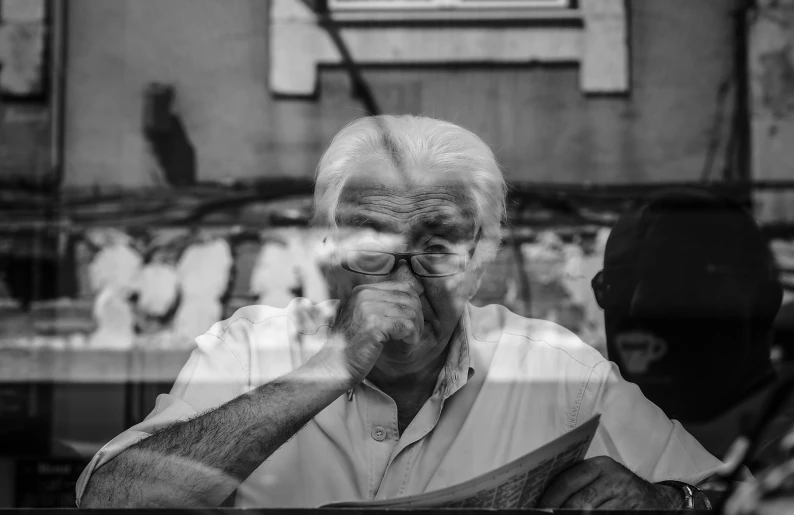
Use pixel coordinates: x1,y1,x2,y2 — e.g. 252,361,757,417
591,269,611,310
341,230,481,278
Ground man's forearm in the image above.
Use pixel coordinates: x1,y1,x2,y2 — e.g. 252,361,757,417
81,356,352,508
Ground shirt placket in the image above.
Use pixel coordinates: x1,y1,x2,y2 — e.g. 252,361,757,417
357,382,401,500
373,367,454,500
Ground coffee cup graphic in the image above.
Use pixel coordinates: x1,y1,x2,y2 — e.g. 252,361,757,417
615,331,668,374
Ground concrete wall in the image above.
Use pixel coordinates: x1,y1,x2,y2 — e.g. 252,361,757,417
0,0,54,188
63,0,271,188
750,0,794,223
62,0,742,189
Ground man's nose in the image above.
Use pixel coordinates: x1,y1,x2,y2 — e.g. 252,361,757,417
391,258,425,296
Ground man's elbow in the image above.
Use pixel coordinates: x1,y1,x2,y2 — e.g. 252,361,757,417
79,467,140,509
80,480,171,509
79,468,128,509
79,477,110,509
79,469,211,509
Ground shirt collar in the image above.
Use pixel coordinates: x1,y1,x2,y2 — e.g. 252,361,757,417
433,304,475,399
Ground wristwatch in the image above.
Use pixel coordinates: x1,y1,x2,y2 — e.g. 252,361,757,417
658,480,713,510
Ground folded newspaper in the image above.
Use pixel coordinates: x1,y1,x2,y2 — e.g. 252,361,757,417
325,414,600,509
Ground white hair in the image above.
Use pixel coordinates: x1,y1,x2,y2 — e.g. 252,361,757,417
312,115,506,265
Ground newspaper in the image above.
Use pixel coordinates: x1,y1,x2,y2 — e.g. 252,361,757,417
325,414,600,509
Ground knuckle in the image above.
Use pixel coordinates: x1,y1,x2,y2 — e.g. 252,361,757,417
354,284,383,298
391,319,406,333
350,284,368,296
385,290,410,303
358,298,377,312
395,302,413,317
364,312,381,328
353,288,375,302
580,486,598,504
391,285,418,299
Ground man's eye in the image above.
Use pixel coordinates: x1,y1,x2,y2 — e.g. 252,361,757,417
425,245,451,253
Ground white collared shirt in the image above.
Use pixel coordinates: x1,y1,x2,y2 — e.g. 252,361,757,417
76,298,723,507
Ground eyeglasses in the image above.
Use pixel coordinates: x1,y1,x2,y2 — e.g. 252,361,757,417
341,250,470,277
341,231,480,278
591,269,619,310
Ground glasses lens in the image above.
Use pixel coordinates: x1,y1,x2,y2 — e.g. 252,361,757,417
346,250,394,275
413,253,465,276
593,269,636,311
592,271,607,308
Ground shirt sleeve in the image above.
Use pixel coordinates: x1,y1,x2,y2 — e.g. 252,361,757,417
74,330,251,506
579,360,727,485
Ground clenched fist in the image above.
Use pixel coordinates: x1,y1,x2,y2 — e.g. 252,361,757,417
318,281,424,386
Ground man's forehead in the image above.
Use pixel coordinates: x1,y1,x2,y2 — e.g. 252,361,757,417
336,189,475,240
339,209,471,233
343,165,470,192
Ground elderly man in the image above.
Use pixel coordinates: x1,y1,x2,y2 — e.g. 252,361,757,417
78,116,721,510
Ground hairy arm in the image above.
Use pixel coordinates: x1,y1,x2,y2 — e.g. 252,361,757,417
80,354,352,508
81,280,423,508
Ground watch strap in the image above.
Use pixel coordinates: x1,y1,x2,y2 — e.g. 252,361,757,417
658,480,713,510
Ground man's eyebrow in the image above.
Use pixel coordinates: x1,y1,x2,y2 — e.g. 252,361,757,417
337,213,391,232
412,215,473,241
336,210,474,239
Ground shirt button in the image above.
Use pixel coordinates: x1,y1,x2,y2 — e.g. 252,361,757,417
371,426,387,441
